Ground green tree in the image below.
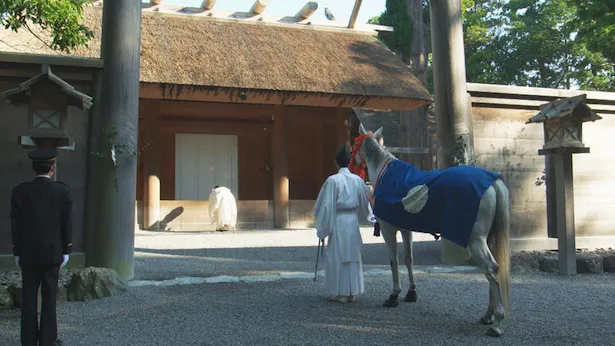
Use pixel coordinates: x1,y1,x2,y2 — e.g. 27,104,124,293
368,0,413,63
573,0,615,63
462,0,614,90
1,0,94,53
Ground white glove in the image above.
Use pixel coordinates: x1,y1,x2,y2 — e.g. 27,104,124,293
14,256,19,267
61,254,69,269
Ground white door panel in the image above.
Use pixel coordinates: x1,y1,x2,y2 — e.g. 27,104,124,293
175,133,238,200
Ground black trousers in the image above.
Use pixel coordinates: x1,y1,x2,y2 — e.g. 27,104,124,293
20,264,60,346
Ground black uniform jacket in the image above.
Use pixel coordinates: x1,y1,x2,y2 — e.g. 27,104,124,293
10,177,73,265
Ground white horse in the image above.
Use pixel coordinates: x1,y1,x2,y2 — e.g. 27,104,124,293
351,124,511,337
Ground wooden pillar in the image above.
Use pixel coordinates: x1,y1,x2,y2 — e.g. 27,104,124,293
540,147,586,274
272,105,289,228
89,1,142,280
336,108,349,147
553,150,576,274
143,100,161,230
430,0,473,265
84,70,103,266
348,0,363,29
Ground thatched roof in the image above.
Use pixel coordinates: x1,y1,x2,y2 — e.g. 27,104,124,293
0,7,431,106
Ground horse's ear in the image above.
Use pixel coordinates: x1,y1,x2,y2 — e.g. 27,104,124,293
374,127,383,138
358,123,367,135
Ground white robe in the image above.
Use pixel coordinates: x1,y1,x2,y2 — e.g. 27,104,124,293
208,187,238,230
312,167,371,297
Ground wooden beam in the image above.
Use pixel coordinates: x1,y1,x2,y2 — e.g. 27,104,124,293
143,100,161,230
272,105,290,228
295,1,318,20
140,83,430,111
348,0,363,29
159,119,272,135
250,0,268,15
201,0,216,10
0,52,103,68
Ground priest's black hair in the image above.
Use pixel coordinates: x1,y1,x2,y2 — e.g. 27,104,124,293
335,144,350,168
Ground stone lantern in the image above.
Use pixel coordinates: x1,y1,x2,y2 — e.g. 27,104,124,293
526,94,602,275
0,64,93,150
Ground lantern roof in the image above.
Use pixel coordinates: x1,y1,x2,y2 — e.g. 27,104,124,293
526,94,602,124
0,64,93,110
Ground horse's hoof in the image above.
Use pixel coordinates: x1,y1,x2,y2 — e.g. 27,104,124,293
404,289,417,303
383,294,399,308
480,316,494,325
485,327,503,337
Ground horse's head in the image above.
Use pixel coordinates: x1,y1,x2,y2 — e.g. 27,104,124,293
349,123,383,180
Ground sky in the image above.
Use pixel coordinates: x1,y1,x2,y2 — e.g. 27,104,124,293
161,0,387,25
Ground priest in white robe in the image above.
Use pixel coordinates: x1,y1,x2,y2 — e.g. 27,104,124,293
312,145,372,303
208,185,237,232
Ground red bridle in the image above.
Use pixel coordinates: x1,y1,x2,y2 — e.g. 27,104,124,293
348,133,374,180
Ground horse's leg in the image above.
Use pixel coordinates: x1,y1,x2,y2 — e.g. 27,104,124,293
379,220,401,308
468,186,505,337
400,230,417,302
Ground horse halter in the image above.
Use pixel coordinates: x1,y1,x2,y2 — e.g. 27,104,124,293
349,133,374,180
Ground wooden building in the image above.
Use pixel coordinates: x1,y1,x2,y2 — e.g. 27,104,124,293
0,2,431,254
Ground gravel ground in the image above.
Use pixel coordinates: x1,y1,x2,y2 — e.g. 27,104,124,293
1,229,614,345
1,271,613,345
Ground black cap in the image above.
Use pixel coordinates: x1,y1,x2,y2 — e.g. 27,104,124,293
28,148,58,163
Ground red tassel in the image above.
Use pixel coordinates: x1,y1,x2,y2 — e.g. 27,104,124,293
348,133,374,180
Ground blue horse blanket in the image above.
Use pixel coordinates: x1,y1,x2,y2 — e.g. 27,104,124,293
373,160,502,248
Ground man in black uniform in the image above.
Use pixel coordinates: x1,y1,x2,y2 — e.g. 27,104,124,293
10,148,72,346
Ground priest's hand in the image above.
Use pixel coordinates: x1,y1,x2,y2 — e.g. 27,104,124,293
61,254,70,269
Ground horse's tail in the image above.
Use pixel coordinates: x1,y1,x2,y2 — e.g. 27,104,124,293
489,178,511,315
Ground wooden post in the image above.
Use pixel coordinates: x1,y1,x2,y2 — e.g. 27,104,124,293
295,1,318,20
541,102,558,239
430,0,473,265
84,70,103,266
143,101,160,230
250,0,268,14
89,1,142,280
348,0,363,29
336,108,349,147
201,0,216,10
539,147,586,275
272,106,289,228
553,150,576,274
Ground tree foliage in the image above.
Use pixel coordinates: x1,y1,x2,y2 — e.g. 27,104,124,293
368,0,413,63
0,0,94,53
370,0,614,91
573,0,615,63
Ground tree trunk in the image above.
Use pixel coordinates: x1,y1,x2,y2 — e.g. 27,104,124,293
399,0,429,167
87,1,142,280
408,0,428,85
430,0,474,264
